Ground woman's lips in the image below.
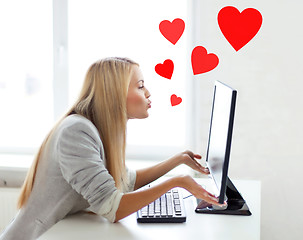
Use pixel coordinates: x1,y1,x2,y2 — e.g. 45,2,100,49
147,101,152,108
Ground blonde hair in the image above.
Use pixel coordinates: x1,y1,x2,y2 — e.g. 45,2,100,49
18,57,138,208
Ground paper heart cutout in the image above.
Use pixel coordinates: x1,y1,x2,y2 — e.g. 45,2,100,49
218,6,263,51
191,46,219,75
155,59,174,79
159,18,185,45
170,94,182,106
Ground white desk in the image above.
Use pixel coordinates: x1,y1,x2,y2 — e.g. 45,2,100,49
39,179,260,240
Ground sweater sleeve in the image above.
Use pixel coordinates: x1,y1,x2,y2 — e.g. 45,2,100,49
56,119,123,223
123,167,137,192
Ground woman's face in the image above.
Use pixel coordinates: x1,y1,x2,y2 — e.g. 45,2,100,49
127,65,151,119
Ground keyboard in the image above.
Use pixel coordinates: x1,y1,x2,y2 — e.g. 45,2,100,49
137,187,186,223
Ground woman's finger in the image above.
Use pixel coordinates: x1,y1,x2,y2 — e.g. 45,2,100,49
191,155,209,174
195,162,209,174
183,153,209,174
207,191,217,198
203,193,223,206
202,167,210,174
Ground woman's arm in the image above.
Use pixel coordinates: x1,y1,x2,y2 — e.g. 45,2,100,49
134,150,209,190
115,175,222,222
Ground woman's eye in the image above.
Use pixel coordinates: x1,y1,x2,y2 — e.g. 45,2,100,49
139,85,144,89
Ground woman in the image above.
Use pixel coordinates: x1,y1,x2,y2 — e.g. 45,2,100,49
0,57,222,240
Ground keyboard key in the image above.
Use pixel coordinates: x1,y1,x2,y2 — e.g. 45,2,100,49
155,199,161,213
167,207,173,217
175,204,181,212
173,193,179,199
148,202,154,216
161,206,167,215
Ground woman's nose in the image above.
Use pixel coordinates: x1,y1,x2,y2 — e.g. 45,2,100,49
146,89,151,98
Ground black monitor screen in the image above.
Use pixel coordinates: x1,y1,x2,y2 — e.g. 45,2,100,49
206,81,237,204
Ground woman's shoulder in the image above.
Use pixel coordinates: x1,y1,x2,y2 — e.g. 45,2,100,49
61,114,93,126
57,114,100,139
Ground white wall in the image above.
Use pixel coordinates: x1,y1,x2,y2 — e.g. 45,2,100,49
192,1,303,239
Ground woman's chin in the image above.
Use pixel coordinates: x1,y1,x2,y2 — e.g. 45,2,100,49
128,113,149,120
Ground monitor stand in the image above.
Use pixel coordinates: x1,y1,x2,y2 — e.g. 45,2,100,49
195,177,252,216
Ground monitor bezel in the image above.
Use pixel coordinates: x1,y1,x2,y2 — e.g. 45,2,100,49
205,81,237,204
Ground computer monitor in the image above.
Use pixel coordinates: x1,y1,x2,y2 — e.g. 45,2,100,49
195,81,251,216
206,80,236,203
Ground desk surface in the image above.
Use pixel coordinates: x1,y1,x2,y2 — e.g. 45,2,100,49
39,179,260,240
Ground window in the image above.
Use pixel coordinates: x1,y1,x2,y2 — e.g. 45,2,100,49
0,0,195,163
0,0,53,154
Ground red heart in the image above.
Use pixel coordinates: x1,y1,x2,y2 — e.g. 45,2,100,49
155,59,174,79
218,6,263,51
159,18,185,45
170,94,182,106
191,46,219,75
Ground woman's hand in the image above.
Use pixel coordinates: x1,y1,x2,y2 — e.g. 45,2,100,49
176,175,223,206
176,150,209,175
